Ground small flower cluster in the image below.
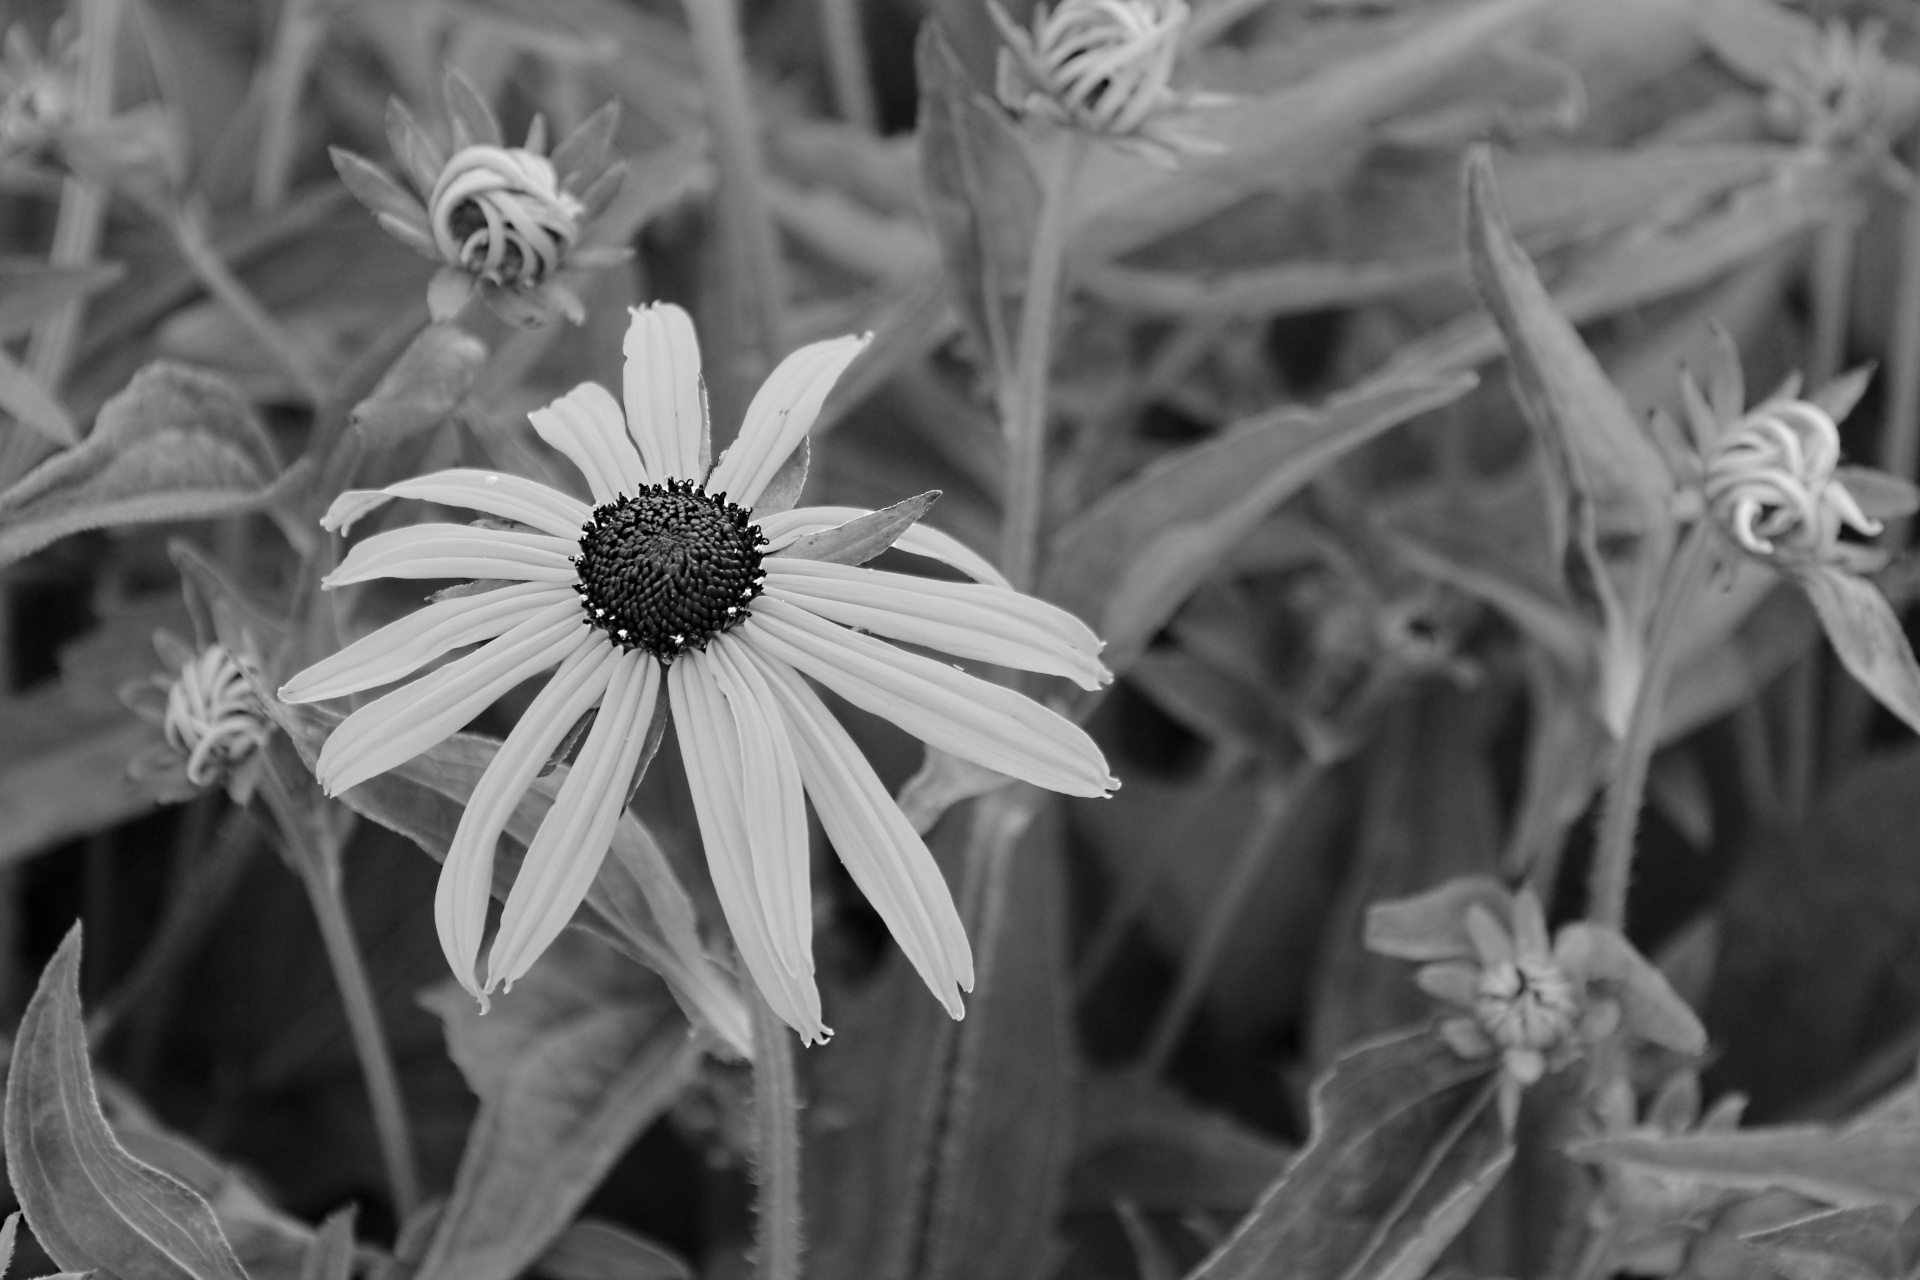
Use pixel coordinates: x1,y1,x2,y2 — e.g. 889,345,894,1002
124,636,271,802
332,74,628,328
989,0,1218,162
1367,877,1706,1127
1764,19,1890,151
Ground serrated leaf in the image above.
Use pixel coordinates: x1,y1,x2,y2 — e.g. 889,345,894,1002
0,361,291,569
1188,1029,1511,1280
769,491,940,567
535,1219,691,1280
349,321,485,442
1045,372,1474,672
5,927,250,1280
1796,566,1920,736
1572,1125,1920,1210
415,933,700,1280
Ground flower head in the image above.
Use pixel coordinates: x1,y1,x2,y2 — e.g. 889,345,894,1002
124,637,271,802
281,304,1117,1041
1367,877,1706,1128
1702,396,1879,566
428,145,580,289
989,0,1215,161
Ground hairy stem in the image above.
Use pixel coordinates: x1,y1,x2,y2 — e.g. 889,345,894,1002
998,132,1084,594
748,980,803,1280
1588,522,1714,930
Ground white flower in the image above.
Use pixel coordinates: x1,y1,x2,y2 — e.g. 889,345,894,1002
1702,397,1879,565
428,145,582,288
280,304,1117,1042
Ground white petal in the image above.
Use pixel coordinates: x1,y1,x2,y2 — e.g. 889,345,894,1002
669,657,829,1043
528,381,647,503
704,639,813,979
756,506,1009,588
743,643,972,1013
708,335,871,509
622,303,706,483
744,597,1116,797
322,469,591,539
485,652,662,993
765,558,1109,690
280,582,565,703
316,602,586,794
437,642,617,999
324,523,578,586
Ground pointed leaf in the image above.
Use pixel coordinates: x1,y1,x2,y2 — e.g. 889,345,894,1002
1572,1125,1920,1210
0,345,78,447
1741,1205,1904,1280
1797,566,1920,735
386,98,446,197
443,70,503,150
551,101,621,191
769,491,940,567
1364,875,1512,962
754,437,808,517
328,147,429,238
5,927,250,1280
535,1220,691,1280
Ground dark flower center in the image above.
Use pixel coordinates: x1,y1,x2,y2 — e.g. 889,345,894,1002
571,480,766,660
447,198,527,281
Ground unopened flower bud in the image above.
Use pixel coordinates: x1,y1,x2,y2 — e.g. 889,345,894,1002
0,24,74,160
1702,398,1879,564
428,145,582,288
161,645,270,788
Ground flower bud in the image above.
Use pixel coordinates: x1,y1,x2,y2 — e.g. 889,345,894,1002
159,644,271,788
428,145,582,288
0,24,75,161
1702,397,1879,565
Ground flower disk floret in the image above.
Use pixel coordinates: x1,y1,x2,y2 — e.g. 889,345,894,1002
279,304,1119,1043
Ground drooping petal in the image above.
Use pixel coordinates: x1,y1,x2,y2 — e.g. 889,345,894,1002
622,303,706,483
315,601,585,794
744,597,1116,797
528,381,647,503
708,335,871,509
323,469,591,539
744,643,972,1015
437,642,618,998
324,524,578,587
756,505,1009,587
765,558,1109,690
669,657,829,1043
281,581,567,703
484,652,662,993
704,639,813,979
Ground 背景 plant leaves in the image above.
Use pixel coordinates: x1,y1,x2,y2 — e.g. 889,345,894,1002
0,258,124,340
1045,371,1474,672
0,346,78,447
415,932,701,1280
1187,1028,1512,1280
534,1219,692,1280
0,361,300,569
1069,1074,1291,1213
1570,1124,1920,1211
1793,565,1920,736
4,926,251,1280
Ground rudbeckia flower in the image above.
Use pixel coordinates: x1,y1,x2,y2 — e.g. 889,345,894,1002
280,304,1117,1041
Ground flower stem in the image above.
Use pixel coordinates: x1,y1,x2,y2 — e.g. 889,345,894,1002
680,0,787,377
1588,522,1714,930
747,979,803,1280
998,132,1084,594
257,765,421,1218
819,0,877,131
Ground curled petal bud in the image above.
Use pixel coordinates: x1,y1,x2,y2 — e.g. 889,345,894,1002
1702,397,1880,565
427,145,583,288
160,645,271,788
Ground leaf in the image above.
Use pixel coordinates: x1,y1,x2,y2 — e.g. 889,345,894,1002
349,321,486,442
328,147,429,241
1570,1125,1920,1211
550,101,621,191
1187,1029,1511,1280
1796,566,1920,735
0,345,79,447
1740,1205,1905,1280
1045,372,1474,672
915,22,1036,385
535,1219,691,1280
894,746,1007,835
0,361,293,569
1069,1076,1291,1213
0,259,125,340
769,491,941,567
5,926,250,1280
415,933,701,1280
298,1210,354,1280
443,69,504,150
754,437,808,517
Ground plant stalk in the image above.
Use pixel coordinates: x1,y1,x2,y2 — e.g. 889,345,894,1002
819,0,878,130
998,132,1084,593
748,979,803,1280
1588,522,1714,930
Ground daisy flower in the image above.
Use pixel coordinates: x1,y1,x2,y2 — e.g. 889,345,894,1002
279,304,1117,1042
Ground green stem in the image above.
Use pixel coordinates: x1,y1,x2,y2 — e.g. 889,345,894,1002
998,132,1084,594
1588,522,1714,930
1883,180,1920,541
681,0,787,376
258,766,421,1217
747,979,803,1280
819,0,877,131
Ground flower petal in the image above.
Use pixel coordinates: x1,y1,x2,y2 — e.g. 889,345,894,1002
528,381,647,503
669,656,829,1043
765,558,1109,690
756,505,1009,587
622,303,707,483
708,335,871,509
744,643,972,1014
744,596,1116,797
437,641,617,998
316,601,584,794
324,523,578,587
704,640,813,980
280,582,566,703
485,652,662,993
323,469,591,539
